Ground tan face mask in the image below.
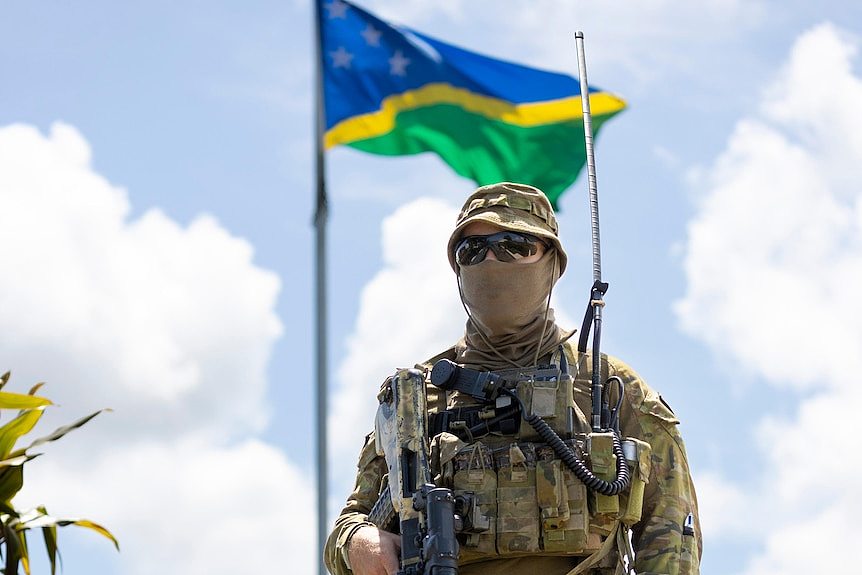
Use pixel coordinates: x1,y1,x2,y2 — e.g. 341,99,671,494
459,249,558,337
456,249,563,369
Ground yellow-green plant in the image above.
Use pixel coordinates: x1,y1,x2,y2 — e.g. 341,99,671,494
0,372,118,574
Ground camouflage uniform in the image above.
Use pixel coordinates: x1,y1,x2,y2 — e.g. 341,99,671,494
325,182,700,574
324,344,701,575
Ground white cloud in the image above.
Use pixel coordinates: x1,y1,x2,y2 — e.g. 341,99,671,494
19,437,315,575
692,471,748,540
741,502,860,575
763,24,862,167
676,23,862,573
0,122,283,441
0,122,313,573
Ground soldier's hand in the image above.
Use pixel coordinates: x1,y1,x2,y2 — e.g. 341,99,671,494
347,525,401,575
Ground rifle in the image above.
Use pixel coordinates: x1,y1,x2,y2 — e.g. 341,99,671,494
370,368,459,575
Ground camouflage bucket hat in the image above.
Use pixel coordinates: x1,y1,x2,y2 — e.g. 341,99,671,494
447,182,568,275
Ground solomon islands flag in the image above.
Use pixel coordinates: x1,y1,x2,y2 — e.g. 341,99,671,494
317,0,626,207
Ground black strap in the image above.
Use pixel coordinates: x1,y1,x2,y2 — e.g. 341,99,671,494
577,280,609,352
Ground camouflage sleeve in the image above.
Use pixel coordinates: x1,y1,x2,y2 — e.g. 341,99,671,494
611,358,702,575
631,415,702,574
323,431,388,575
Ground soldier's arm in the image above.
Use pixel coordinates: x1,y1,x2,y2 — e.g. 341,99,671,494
607,357,701,575
632,422,702,575
323,431,390,575
630,407,702,574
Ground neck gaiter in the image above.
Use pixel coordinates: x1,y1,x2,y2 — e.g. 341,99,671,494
455,250,567,370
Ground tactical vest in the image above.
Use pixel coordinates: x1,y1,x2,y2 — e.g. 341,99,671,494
420,346,652,567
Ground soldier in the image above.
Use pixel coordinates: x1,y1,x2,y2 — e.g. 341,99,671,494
324,182,701,575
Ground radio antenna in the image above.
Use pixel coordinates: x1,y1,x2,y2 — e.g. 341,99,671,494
574,31,610,432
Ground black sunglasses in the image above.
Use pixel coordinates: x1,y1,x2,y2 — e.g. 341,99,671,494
454,231,548,266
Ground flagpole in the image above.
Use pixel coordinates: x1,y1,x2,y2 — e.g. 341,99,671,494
313,1,329,574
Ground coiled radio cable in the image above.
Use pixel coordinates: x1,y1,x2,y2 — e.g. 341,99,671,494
501,388,630,496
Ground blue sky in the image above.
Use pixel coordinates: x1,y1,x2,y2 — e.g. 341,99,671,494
2,1,861,573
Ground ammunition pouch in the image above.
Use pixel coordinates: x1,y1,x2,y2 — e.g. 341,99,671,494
433,433,651,565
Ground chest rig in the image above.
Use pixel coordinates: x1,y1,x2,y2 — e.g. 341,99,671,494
418,348,652,566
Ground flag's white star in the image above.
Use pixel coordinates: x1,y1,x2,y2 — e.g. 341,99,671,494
325,0,349,19
361,24,382,47
389,50,410,76
330,46,354,69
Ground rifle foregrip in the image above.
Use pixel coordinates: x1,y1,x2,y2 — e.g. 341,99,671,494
368,485,397,531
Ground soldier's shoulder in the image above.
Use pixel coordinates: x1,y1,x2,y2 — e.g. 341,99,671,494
561,342,680,428
604,354,681,428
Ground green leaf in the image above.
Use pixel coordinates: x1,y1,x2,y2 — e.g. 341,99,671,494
17,528,30,575
0,467,23,508
17,507,59,575
56,520,119,551
15,508,45,525
41,518,58,575
15,409,109,456
0,453,39,469
2,521,20,575
18,510,119,552
0,410,43,460
0,374,117,571
26,383,45,397
0,499,17,516
0,392,51,411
